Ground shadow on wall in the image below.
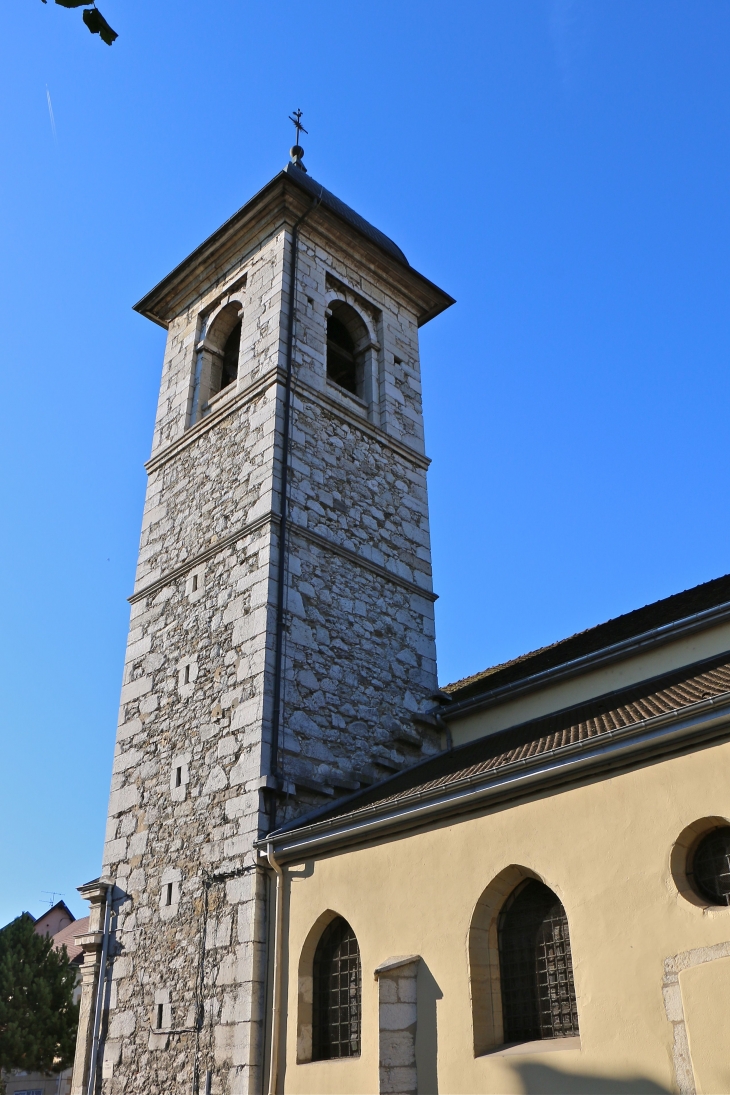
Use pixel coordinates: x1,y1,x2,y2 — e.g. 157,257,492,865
415,960,443,1095
513,1063,672,1094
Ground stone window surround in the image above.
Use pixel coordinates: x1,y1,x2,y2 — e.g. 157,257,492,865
670,814,730,908
185,563,206,603
468,863,579,1058
170,753,191,802
159,867,182,920
177,656,198,699
296,909,343,1064
189,299,244,426
324,282,382,427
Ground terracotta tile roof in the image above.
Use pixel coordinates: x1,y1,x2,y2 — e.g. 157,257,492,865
445,572,730,702
52,917,89,965
305,653,730,829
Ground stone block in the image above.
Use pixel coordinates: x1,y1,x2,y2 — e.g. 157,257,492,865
379,1002,417,1030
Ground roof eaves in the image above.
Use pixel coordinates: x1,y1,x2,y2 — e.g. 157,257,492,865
259,693,730,863
444,597,730,719
134,167,455,329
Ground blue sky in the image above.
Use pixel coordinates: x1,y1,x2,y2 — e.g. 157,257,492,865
2,0,730,923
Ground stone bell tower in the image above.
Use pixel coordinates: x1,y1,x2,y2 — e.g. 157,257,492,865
72,144,453,1095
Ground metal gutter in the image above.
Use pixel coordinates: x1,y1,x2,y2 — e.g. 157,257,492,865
259,695,730,863
86,884,113,1095
443,600,730,720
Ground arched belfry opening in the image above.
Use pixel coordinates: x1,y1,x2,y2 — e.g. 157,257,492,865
326,301,369,398
207,302,242,399
190,301,242,424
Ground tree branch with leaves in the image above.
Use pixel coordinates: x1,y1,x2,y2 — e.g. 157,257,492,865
0,914,80,1081
41,0,118,46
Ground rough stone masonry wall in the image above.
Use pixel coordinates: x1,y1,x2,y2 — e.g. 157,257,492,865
98,230,291,1093
272,226,440,815
94,215,442,1094
275,394,439,814
101,480,277,1093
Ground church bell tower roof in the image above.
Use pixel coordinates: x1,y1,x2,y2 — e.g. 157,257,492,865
133,163,455,329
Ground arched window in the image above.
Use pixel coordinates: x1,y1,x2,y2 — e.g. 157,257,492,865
312,916,361,1060
498,880,579,1044
326,302,369,399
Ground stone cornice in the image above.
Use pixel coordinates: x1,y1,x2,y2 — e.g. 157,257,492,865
128,511,273,603
290,524,436,602
134,172,454,329
129,512,436,605
292,378,430,470
145,369,279,475
145,367,430,476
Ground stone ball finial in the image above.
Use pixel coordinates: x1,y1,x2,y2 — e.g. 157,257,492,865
289,145,307,172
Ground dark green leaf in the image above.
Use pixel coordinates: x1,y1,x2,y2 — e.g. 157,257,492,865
55,0,93,7
82,6,118,44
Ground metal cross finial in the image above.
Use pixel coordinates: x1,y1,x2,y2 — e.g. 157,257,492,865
289,109,308,144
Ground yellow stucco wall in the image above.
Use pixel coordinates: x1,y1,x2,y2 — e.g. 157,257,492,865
450,622,730,746
278,740,730,1094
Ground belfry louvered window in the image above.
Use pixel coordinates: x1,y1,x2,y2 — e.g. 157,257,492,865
312,916,361,1059
498,880,579,1044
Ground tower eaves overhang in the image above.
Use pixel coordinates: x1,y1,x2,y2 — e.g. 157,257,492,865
134,165,455,329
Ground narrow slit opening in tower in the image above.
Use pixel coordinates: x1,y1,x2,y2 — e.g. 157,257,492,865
220,319,241,391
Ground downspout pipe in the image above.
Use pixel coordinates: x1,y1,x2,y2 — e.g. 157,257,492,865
266,843,285,1095
86,883,113,1095
269,191,321,828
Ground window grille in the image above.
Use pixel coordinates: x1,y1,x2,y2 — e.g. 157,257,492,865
691,826,730,905
312,916,361,1059
498,880,579,1044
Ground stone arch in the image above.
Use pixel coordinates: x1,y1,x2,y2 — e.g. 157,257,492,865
296,909,342,1063
190,300,243,425
468,864,545,1056
325,300,371,398
205,301,242,393
323,286,379,346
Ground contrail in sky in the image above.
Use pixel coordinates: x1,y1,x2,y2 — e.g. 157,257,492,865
46,86,57,144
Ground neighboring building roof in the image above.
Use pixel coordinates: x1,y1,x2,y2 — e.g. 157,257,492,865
33,901,75,939
445,572,730,707
266,651,730,858
52,916,89,966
